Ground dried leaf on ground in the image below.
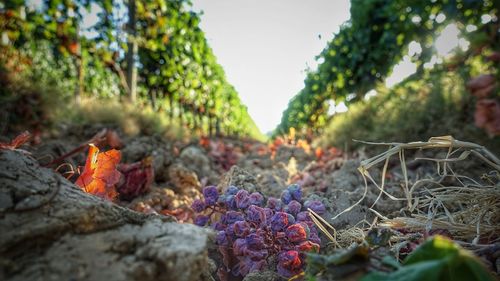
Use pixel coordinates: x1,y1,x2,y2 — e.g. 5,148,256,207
0,131,31,150
75,144,122,200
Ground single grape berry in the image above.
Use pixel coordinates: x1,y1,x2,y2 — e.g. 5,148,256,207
309,232,321,244
224,194,237,210
216,230,229,246
267,197,282,211
223,211,245,224
296,211,310,221
285,200,302,216
246,205,266,224
194,215,209,226
270,212,291,232
295,241,320,252
280,190,293,204
233,221,250,237
235,189,250,209
285,223,309,243
233,238,248,256
246,248,269,260
191,199,206,213
287,184,302,201
203,186,219,206
212,221,226,231
304,200,326,215
277,250,302,277
248,192,264,206
246,233,266,249
226,185,239,195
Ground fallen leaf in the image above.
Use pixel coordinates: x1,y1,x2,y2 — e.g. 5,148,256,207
0,131,31,150
116,156,154,201
75,144,122,200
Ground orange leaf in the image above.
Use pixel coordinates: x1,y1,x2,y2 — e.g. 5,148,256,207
0,131,31,150
75,144,122,200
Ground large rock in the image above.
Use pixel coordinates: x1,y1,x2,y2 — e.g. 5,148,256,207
121,136,174,182
0,150,211,281
218,166,260,193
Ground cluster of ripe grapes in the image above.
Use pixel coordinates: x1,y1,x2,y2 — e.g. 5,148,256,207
192,184,326,278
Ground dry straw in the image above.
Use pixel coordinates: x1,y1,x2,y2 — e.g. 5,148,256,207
314,136,500,247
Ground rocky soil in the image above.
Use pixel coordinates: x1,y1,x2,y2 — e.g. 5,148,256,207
1,129,497,280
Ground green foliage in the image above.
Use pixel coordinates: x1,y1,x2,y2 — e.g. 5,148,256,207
0,0,262,139
361,236,495,281
275,0,499,137
305,236,494,281
316,65,500,154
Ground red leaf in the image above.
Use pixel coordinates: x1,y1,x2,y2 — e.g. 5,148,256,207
475,99,500,137
0,131,31,150
116,156,154,201
467,74,495,92
75,144,122,200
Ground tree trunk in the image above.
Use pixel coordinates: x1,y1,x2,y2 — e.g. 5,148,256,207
126,0,138,102
74,25,83,104
149,88,157,111
0,150,213,281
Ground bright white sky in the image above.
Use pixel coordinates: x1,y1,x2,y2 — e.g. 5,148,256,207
191,0,351,134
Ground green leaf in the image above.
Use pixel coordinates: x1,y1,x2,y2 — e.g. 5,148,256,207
361,236,495,281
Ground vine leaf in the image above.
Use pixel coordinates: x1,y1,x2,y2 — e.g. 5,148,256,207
0,131,31,150
75,144,121,200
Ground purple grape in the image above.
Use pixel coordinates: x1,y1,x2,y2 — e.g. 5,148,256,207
226,223,236,236
203,186,219,206
285,200,302,216
216,230,229,246
246,205,266,224
296,211,310,222
304,200,326,215
266,197,282,211
224,194,237,210
248,192,264,206
246,248,269,260
194,215,209,226
233,221,250,237
285,223,309,243
190,184,325,278
223,211,244,224
278,250,302,271
280,190,293,204
287,184,302,201
246,233,266,249
309,232,321,244
233,238,248,256
277,263,295,278
235,189,250,209
262,207,273,223
226,185,239,195
191,199,206,213
249,259,266,272
212,221,226,231
270,212,291,232
295,240,320,253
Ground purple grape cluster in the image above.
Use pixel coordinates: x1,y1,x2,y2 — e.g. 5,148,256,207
191,184,325,278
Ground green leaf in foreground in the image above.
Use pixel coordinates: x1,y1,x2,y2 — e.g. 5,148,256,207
361,235,495,281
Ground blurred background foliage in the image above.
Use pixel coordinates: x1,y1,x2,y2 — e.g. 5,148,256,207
0,0,264,140
274,0,499,152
